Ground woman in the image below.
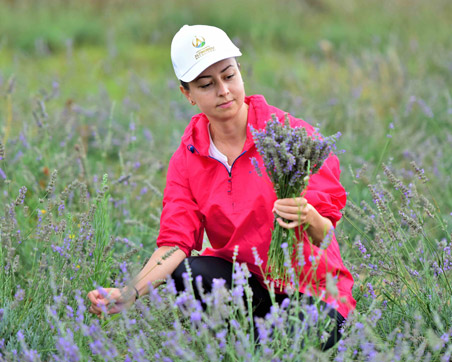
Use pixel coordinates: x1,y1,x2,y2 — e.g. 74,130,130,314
88,24,356,350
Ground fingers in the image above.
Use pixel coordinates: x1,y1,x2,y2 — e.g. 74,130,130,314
274,197,307,208
87,290,101,304
87,290,104,316
273,198,310,223
89,304,102,316
276,217,301,229
89,303,121,316
89,302,105,316
274,206,308,218
87,288,123,317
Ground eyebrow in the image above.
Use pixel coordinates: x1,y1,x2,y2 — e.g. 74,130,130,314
195,65,234,81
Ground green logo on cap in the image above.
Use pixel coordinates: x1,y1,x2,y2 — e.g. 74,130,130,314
192,36,206,48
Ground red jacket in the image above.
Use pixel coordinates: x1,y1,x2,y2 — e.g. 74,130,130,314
157,95,356,318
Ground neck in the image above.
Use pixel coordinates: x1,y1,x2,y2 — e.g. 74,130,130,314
209,104,248,147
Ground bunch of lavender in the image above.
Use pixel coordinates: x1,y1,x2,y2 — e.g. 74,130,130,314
251,114,338,283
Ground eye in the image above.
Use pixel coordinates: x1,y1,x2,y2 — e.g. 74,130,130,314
199,83,212,89
226,73,235,80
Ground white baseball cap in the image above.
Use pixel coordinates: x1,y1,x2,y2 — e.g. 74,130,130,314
171,25,242,82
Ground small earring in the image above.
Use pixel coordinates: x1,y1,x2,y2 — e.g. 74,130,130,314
190,100,196,105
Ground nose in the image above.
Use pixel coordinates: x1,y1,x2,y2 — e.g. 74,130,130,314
216,80,229,96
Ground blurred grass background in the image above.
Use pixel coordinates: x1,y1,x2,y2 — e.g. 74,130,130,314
1,0,451,245
1,0,451,241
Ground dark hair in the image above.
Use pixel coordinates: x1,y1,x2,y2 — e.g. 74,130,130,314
180,80,190,90
179,58,241,91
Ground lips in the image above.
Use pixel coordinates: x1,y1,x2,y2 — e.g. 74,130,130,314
217,100,234,108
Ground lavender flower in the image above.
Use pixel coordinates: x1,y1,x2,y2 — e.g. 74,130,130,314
251,246,263,267
14,186,27,206
14,285,25,302
0,140,4,160
54,329,81,362
46,169,58,196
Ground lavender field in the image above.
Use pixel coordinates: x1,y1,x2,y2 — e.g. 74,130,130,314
0,0,452,360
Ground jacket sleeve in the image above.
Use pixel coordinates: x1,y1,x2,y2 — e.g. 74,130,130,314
303,154,346,227
156,146,204,257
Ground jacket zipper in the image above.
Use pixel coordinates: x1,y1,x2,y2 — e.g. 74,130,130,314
188,143,248,199
187,143,249,176
208,151,247,201
208,150,247,177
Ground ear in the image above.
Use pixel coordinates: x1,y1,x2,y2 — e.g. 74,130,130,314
235,57,241,70
179,85,191,101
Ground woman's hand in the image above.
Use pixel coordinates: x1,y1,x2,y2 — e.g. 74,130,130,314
87,287,136,316
86,246,186,317
273,197,312,229
273,197,333,246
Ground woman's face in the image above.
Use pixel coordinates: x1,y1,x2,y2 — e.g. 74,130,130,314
180,58,246,123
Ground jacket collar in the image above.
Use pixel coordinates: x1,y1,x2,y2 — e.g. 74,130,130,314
181,94,274,156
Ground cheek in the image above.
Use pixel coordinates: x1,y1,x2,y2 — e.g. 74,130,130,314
233,83,246,100
194,95,215,113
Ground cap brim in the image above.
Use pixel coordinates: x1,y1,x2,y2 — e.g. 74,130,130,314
179,49,242,82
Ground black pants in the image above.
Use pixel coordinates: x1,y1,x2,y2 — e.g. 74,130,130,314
172,256,344,351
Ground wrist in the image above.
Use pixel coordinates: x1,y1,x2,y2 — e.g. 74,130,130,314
122,286,140,301
305,207,333,245
305,203,317,227
133,286,140,300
